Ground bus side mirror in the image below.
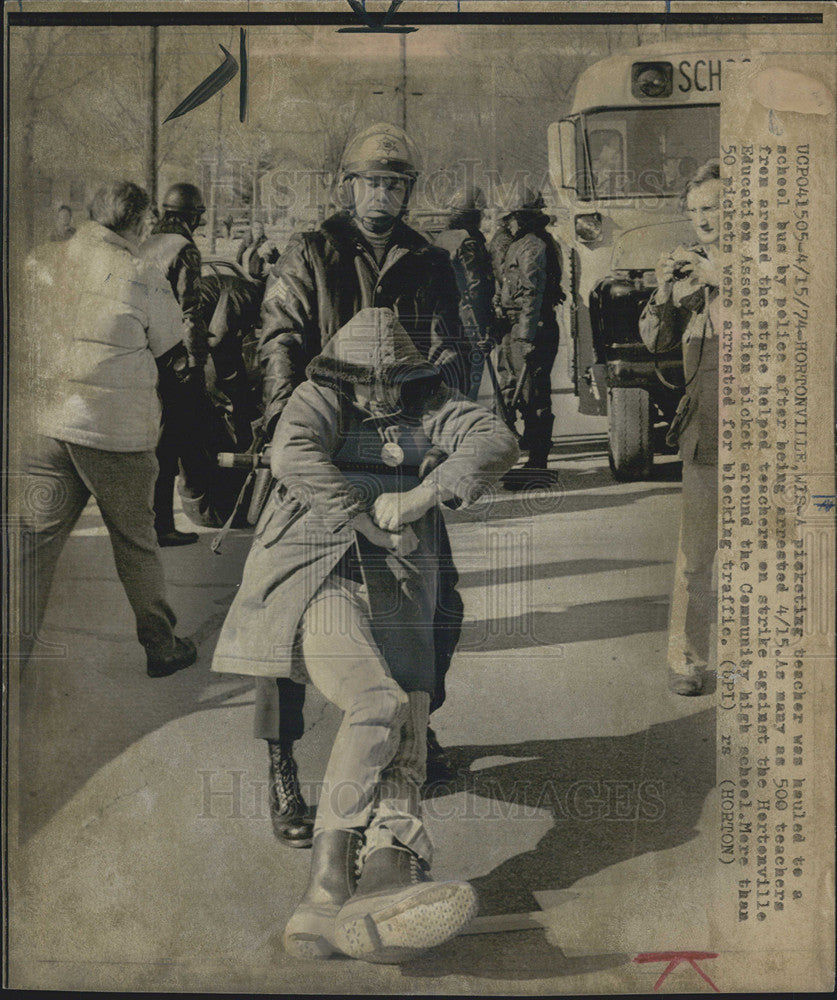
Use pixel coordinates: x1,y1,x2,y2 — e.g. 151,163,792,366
548,120,578,192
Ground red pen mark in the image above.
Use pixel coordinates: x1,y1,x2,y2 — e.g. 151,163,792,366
633,951,720,992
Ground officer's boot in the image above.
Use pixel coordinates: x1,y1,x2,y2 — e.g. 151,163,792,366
425,727,453,785
504,414,555,490
267,740,314,848
283,829,363,958
523,413,554,471
332,844,478,964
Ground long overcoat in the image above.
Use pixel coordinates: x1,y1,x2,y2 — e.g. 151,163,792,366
212,309,519,691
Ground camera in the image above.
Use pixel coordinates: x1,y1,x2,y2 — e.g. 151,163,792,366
671,247,707,281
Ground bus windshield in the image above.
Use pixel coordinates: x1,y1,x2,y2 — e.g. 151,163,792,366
582,105,719,199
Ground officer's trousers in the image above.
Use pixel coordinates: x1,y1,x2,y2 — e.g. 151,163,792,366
496,327,558,464
154,366,215,535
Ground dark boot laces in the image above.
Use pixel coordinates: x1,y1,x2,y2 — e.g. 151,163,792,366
409,851,431,884
268,743,304,815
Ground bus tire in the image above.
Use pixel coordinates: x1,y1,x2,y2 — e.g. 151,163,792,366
607,387,653,481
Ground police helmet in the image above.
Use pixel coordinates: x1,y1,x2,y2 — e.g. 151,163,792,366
500,186,546,217
161,182,206,215
340,123,421,182
446,182,486,213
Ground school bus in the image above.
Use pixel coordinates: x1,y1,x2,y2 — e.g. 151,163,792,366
548,39,741,479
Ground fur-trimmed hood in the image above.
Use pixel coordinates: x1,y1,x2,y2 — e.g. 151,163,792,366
305,307,439,392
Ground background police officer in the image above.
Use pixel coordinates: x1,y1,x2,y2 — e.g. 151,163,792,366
495,187,563,487
142,183,211,546
254,122,470,847
434,183,496,399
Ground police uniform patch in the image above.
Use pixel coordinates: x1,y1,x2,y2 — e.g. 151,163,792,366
263,277,289,305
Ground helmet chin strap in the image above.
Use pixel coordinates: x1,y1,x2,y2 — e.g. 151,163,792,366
357,215,396,236
350,181,412,235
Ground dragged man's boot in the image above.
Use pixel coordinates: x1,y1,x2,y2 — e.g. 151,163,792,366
283,829,362,958
267,740,313,848
333,844,478,964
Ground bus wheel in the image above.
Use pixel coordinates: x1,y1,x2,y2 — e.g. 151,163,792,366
607,387,653,481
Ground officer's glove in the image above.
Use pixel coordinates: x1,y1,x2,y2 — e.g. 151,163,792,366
419,445,448,480
258,240,280,264
187,346,209,369
155,342,192,394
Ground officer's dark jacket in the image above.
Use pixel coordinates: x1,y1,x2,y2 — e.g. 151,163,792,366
434,226,495,339
488,225,514,288
499,220,563,343
142,218,209,365
258,211,467,430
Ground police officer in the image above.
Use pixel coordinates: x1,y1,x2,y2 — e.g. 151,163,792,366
488,216,514,299
434,183,496,399
141,183,211,546
495,187,563,487
254,122,470,848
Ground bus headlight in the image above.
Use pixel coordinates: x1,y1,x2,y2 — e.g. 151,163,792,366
575,212,602,243
631,62,673,99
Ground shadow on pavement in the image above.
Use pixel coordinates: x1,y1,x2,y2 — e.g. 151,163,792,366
14,520,258,841
403,930,629,981
448,475,681,524
17,635,254,843
458,594,671,651
455,556,668,589
414,708,714,978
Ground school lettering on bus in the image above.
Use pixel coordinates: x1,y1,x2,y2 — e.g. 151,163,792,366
678,58,723,93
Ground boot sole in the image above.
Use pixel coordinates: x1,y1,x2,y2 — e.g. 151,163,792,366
283,930,338,960
283,906,340,959
333,882,478,964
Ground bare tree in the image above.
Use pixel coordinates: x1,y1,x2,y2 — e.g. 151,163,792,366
63,30,211,190
264,96,366,220
9,27,101,247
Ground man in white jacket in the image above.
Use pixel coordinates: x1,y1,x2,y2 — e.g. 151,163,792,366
20,181,197,677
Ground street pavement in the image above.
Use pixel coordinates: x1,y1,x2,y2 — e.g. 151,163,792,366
9,343,719,994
